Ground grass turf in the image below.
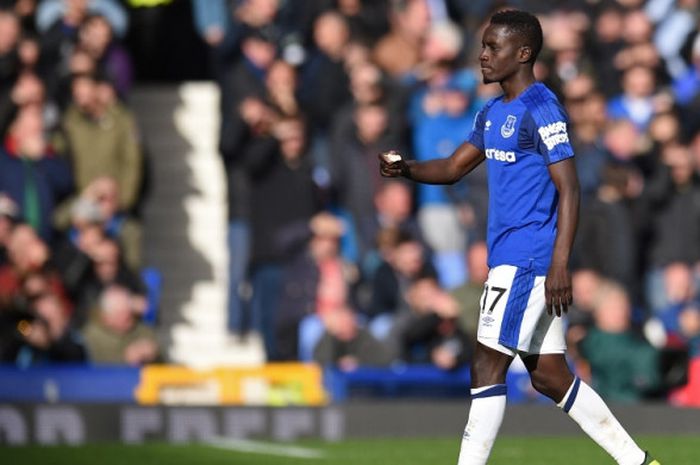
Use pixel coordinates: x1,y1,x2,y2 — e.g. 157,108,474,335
2,435,698,464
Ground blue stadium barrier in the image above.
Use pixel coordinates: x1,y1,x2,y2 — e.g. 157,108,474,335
0,365,140,403
0,364,548,404
324,364,546,404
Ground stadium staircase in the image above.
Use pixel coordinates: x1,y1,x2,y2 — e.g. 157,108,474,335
131,83,265,367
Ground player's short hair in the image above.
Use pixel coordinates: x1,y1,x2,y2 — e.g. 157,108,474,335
490,10,543,63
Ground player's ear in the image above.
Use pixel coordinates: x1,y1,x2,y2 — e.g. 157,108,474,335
518,45,532,64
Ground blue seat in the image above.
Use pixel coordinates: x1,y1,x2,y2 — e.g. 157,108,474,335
140,267,162,326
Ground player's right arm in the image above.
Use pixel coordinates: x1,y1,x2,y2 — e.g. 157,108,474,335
379,141,485,184
380,101,491,184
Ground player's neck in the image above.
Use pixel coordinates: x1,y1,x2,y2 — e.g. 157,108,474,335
500,71,537,102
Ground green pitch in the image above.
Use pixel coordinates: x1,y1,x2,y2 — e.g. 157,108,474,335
3,436,697,464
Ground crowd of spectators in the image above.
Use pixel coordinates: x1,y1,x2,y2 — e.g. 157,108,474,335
194,0,700,405
1,0,699,407
0,0,158,367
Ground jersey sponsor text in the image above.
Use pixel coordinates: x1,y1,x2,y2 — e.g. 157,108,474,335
485,148,516,162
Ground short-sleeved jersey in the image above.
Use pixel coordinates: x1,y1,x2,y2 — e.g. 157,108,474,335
466,82,574,275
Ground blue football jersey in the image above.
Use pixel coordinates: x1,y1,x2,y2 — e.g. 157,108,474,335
466,83,574,275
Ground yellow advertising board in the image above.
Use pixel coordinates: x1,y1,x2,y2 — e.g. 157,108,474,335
135,363,327,406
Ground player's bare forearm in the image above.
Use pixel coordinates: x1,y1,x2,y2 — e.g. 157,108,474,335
546,158,580,315
379,142,484,184
549,159,580,267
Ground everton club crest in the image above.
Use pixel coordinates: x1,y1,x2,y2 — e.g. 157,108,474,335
501,115,517,138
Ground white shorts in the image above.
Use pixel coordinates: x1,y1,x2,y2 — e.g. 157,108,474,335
477,264,566,357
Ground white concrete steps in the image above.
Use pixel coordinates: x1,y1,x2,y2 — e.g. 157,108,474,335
132,82,264,367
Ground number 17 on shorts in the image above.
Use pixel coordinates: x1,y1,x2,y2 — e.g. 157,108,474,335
477,264,564,356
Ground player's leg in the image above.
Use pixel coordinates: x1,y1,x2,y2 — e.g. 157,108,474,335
457,264,522,465
457,341,513,465
523,340,653,465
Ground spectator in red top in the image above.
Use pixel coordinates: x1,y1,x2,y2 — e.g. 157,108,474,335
0,224,70,314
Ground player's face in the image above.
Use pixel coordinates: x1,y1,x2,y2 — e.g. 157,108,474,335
479,24,523,84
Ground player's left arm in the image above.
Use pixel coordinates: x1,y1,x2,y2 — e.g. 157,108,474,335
546,158,580,317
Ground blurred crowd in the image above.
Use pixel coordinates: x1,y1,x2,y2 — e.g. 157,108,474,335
195,0,700,406
1,0,699,407
0,0,159,367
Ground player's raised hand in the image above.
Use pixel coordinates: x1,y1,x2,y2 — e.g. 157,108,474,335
545,264,572,317
378,150,408,178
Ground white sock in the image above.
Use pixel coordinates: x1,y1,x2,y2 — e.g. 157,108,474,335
457,384,507,465
558,378,646,465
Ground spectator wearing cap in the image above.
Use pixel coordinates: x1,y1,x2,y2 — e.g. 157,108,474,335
0,105,73,242
0,193,19,266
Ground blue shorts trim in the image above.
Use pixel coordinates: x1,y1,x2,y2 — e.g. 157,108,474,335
498,266,536,348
